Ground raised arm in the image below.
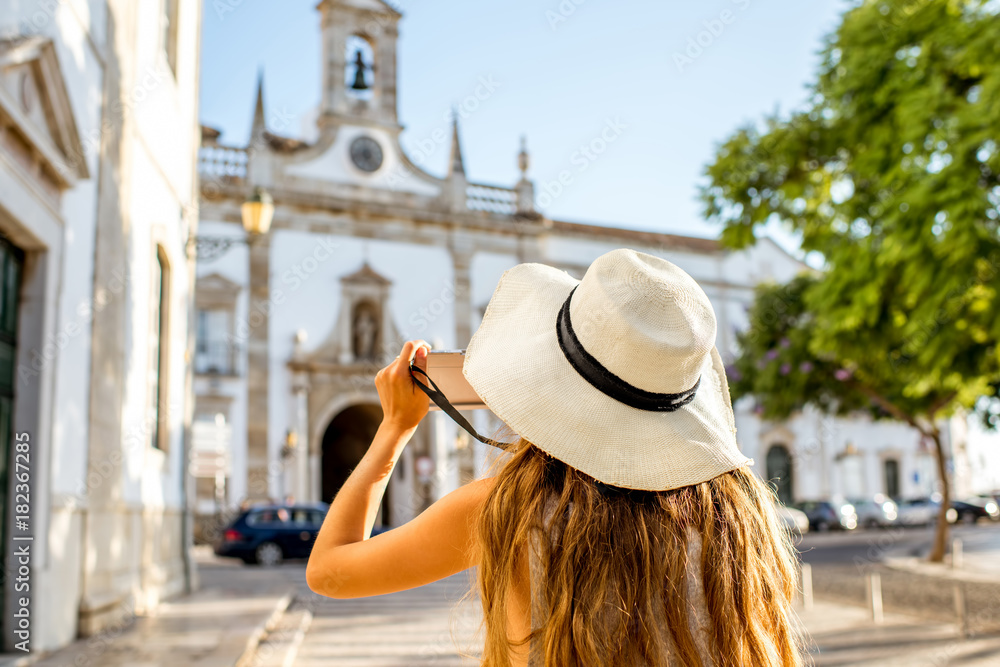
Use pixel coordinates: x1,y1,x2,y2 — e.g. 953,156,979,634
305,340,493,599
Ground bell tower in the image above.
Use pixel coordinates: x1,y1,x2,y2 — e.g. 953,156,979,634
317,0,401,130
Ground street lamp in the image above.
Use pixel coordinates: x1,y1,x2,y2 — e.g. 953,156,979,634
241,187,274,236
280,429,298,460
188,186,275,262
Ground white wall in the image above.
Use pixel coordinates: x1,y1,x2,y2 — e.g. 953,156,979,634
196,186,993,513
267,233,456,497
0,0,107,651
116,0,199,511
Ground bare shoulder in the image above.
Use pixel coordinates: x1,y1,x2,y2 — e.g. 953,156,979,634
461,476,497,499
406,476,497,535
437,476,496,517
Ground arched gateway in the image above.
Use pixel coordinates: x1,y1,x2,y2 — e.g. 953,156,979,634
320,403,391,526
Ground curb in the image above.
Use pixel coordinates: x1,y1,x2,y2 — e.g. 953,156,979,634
281,609,313,667
235,592,294,667
884,556,1000,585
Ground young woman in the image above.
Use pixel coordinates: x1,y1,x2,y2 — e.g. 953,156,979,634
306,249,804,666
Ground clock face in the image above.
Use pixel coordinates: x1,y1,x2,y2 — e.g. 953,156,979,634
349,136,384,173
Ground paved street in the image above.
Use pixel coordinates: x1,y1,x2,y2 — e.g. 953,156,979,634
19,527,1000,666
796,522,1000,566
292,575,482,666
794,523,1000,635
224,524,1000,666
193,548,484,666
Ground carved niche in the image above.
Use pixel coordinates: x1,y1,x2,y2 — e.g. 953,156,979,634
296,260,398,367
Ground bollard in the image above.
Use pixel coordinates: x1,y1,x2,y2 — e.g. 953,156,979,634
801,563,814,611
866,572,884,625
951,538,963,570
953,584,968,639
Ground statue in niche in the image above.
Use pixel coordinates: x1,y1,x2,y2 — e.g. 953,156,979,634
353,303,379,361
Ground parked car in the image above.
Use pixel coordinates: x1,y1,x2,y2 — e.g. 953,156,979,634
215,503,329,566
794,501,857,531
896,498,940,526
774,503,810,535
849,495,899,528
947,498,1000,525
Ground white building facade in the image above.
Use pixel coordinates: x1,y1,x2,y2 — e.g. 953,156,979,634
0,0,201,652
193,0,999,535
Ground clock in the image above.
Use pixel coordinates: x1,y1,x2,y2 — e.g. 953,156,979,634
349,135,383,173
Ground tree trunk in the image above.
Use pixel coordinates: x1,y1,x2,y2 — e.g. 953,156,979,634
928,429,951,563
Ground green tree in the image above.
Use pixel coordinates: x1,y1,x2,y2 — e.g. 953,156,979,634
703,0,1000,562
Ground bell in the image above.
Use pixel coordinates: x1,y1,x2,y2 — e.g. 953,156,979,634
350,49,369,91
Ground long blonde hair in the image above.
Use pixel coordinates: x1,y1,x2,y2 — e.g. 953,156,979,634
475,439,803,666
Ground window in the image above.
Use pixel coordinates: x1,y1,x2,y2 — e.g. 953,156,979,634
290,509,325,526
149,247,170,449
196,308,236,374
247,509,290,527
162,0,180,75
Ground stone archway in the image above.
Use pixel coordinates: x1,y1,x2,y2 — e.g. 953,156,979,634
320,403,392,526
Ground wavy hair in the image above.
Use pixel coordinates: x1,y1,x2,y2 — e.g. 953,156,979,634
474,439,803,666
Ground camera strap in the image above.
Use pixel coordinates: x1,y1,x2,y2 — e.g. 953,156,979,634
408,365,510,449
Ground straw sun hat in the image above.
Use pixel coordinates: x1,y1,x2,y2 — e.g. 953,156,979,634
462,248,753,491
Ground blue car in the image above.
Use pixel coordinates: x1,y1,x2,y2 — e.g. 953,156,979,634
214,503,330,566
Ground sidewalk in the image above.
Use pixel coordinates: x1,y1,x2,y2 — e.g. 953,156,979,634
11,544,1000,667
800,599,1000,666
885,536,1000,584
803,532,1000,665
10,547,296,667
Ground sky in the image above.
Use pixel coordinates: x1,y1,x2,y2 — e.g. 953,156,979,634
199,0,849,242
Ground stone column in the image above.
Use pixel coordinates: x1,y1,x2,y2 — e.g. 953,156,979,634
449,249,477,492
451,249,472,347
293,379,311,501
378,26,399,125
246,235,271,500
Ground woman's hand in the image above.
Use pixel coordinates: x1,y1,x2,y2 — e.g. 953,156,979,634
375,340,432,432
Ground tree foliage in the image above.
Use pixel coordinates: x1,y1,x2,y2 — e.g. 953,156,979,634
703,0,1000,561
728,275,874,418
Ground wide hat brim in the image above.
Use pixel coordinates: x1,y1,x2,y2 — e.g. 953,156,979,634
463,262,753,491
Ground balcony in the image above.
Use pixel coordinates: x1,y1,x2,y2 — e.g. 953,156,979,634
195,341,242,377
